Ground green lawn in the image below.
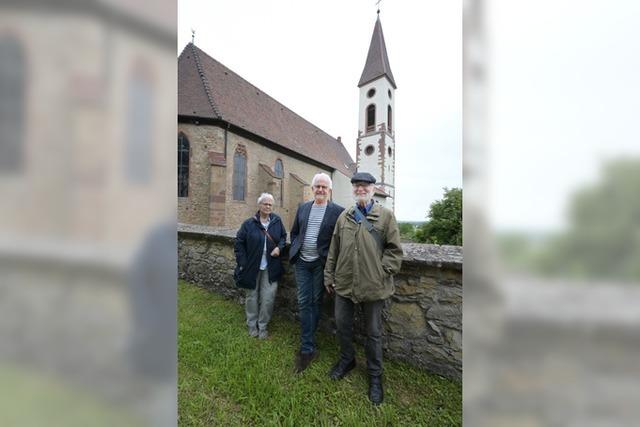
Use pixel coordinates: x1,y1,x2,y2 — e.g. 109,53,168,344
178,281,462,426
0,364,142,427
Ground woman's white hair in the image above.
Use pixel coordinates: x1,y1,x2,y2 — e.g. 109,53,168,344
311,172,332,189
257,192,275,205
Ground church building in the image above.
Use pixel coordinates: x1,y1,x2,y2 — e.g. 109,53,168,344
177,15,396,229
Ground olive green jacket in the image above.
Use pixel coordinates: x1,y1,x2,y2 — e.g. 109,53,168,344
324,202,403,302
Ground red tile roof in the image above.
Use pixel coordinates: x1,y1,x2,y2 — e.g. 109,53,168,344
178,43,356,176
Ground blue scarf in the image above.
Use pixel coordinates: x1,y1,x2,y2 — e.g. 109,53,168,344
354,200,374,222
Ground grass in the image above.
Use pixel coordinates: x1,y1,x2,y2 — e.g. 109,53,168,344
178,281,462,426
0,364,142,427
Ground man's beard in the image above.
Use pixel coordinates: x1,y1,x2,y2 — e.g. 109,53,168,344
353,193,372,204
314,193,328,202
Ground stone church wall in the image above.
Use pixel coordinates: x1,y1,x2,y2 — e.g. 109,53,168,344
178,224,463,380
178,123,334,231
177,124,225,225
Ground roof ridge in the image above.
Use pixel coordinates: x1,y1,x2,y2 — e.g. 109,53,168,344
179,44,355,175
278,104,341,145
192,45,343,146
178,43,191,61
189,43,222,119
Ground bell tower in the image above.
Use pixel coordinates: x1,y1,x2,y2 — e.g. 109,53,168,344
356,13,397,211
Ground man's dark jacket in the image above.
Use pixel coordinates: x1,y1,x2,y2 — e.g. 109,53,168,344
234,212,287,289
289,201,344,265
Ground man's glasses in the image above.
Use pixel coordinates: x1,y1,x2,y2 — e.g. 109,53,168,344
352,183,373,189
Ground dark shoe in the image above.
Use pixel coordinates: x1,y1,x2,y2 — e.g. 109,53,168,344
368,375,384,405
329,359,356,380
294,351,318,373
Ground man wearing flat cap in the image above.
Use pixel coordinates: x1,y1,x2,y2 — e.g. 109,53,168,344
323,171,403,405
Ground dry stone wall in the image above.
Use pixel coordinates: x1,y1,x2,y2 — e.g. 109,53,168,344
178,224,462,380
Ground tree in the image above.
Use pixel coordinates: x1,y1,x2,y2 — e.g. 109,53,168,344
415,187,462,246
535,158,640,281
398,222,417,241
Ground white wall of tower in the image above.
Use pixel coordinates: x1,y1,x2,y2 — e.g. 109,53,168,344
331,171,353,207
358,77,395,136
356,75,396,211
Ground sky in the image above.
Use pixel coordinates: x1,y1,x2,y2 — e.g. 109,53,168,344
486,0,640,231
178,0,462,222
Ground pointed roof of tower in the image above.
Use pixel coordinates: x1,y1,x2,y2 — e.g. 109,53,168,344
358,15,397,89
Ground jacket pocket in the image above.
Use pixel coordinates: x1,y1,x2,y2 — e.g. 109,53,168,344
357,254,382,286
373,258,386,285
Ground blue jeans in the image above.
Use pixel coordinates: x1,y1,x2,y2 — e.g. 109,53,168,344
294,258,325,354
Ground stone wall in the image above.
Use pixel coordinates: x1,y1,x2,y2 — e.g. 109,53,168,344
178,124,225,226
177,122,335,231
178,224,463,380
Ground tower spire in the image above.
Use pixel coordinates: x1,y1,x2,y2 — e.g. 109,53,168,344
358,14,396,89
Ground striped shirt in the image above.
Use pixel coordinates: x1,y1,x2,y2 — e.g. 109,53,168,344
299,203,327,262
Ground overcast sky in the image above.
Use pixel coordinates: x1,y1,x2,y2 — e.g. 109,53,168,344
487,0,640,231
178,0,462,222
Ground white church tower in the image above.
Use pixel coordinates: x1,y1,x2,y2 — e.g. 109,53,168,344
356,13,397,211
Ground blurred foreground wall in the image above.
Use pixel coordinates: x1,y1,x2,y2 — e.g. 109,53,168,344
463,1,640,426
0,1,176,426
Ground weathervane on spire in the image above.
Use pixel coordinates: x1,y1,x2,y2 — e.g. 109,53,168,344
376,0,382,14
191,28,195,44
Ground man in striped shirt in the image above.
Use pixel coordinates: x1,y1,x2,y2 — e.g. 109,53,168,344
289,173,344,373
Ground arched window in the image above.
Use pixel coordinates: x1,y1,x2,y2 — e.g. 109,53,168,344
366,104,376,132
0,37,24,172
126,65,153,183
274,159,283,178
178,132,190,197
233,148,247,201
387,105,392,132
274,159,284,207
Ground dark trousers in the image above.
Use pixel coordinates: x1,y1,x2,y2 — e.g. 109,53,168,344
294,258,325,353
334,294,384,377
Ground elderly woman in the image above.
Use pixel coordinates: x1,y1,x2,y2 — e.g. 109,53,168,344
234,193,287,339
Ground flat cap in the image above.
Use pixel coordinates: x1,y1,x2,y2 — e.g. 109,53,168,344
351,172,376,184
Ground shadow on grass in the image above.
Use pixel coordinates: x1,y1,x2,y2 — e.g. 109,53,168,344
178,281,461,426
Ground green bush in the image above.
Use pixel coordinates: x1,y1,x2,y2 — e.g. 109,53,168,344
415,188,462,246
